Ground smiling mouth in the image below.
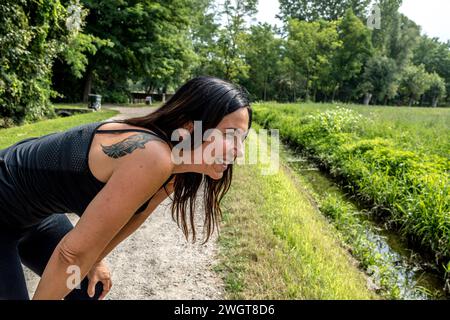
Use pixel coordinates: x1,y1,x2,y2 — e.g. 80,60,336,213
212,163,228,172
215,158,234,165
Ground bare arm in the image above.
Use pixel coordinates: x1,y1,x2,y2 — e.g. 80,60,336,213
32,144,173,300
85,182,174,300
94,179,175,263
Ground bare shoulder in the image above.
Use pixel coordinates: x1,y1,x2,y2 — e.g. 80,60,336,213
96,140,173,222
89,124,173,183
113,135,173,177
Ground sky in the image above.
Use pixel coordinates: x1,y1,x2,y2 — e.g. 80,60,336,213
255,0,450,42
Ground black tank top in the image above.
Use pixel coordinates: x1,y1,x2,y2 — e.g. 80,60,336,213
0,120,174,231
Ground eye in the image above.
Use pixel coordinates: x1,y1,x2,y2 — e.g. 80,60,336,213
234,128,248,142
222,129,244,142
239,129,249,141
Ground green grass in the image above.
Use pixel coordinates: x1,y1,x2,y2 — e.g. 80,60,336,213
256,102,450,158
53,104,89,110
350,106,449,159
253,102,450,272
217,125,379,299
0,109,119,149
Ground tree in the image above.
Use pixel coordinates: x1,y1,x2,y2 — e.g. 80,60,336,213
389,14,421,69
190,0,221,78
398,64,431,106
52,0,111,102
62,0,199,102
371,1,420,69
0,0,72,126
215,0,258,83
359,55,398,105
425,72,446,107
283,19,341,102
242,23,283,101
331,9,373,102
371,0,403,51
137,0,202,94
277,0,371,22
413,36,450,105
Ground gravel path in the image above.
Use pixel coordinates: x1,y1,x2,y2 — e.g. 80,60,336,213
24,106,225,299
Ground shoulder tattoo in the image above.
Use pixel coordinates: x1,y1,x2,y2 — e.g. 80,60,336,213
100,133,155,159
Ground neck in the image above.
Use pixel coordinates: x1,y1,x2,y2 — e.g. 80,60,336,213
171,162,206,175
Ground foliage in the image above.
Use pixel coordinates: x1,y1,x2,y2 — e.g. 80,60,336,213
240,23,283,101
277,0,372,22
254,103,450,268
0,0,68,126
398,64,431,106
2,0,450,125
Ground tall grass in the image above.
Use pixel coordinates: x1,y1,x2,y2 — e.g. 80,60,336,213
254,103,450,272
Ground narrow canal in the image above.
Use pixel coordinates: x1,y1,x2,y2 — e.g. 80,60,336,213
281,143,447,300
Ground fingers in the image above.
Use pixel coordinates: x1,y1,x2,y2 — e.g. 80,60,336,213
88,277,112,300
98,279,112,300
87,262,112,300
87,277,97,298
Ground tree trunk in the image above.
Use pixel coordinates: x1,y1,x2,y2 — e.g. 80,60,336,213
162,85,167,103
146,86,154,95
304,77,310,102
408,98,414,107
363,93,372,105
420,94,426,106
292,77,297,102
432,96,438,108
331,85,339,103
263,75,267,101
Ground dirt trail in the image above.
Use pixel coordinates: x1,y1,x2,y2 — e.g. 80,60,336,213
24,106,225,299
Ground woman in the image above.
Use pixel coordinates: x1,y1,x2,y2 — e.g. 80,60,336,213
0,76,252,300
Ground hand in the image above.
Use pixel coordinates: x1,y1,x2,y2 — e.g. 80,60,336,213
87,260,112,300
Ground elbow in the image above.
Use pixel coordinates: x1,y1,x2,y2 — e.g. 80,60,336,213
55,238,85,269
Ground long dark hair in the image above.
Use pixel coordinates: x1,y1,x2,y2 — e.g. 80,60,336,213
120,76,252,243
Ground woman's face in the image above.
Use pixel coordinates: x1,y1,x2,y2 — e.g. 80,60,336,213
202,107,250,180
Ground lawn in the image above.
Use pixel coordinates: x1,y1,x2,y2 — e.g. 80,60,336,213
0,108,119,149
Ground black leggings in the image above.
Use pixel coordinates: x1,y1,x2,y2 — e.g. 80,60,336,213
0,214,103,300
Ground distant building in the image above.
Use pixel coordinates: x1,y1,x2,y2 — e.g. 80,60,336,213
129,91,174,104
